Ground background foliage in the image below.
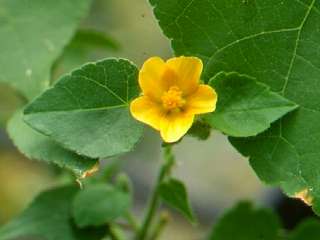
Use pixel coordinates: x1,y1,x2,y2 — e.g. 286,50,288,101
0,0,320,239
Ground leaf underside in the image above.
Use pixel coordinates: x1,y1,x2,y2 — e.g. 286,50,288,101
7,110,98,178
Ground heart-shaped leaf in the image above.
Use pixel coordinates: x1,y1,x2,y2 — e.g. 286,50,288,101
24,58,144,159
150,0,320,213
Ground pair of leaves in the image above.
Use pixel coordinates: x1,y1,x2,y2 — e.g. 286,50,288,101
1,0,142,176
0,184,131,240
0,186,107,240
1,0,298,179
209,202,320,240
18,61,294,174
150,0,320,214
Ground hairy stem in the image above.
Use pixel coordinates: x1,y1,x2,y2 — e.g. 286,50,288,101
135,144,175,240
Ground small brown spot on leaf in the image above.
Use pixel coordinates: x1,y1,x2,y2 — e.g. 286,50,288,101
294,189,313,206
80,162,99,179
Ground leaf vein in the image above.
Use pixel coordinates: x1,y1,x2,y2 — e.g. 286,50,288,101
219,105,296,114
26,104,127,114
296,54,320,72
209,28,299,61
78,75,127,104
281,0,316,94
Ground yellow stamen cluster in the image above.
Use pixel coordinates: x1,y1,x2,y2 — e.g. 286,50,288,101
161,86,186,111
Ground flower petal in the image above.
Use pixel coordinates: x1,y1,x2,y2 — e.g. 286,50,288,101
139,57,173,101
166,56,203,95
130,96,164,130
185,84,217,115
160,112,194,143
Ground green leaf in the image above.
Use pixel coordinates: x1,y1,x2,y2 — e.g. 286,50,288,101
72,184,131,227
0,186,107,240
150,0,320,213
208,202,281,240
187,120,211,140
205,72,298,137
70,29,120,51
115,173,133,193
0,0,92,100
289,219,320,240
7,110,98,178
159,178,195,223
24,58,144,159
54,29,120,76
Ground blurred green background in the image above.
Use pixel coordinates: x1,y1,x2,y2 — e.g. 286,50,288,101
0,0,302,239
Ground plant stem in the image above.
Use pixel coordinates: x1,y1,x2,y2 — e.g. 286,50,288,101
149,211,170,240
108,224,124,240
125,211,139,232
135,144,175,240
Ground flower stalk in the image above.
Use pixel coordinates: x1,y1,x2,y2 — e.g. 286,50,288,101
135,144,175,240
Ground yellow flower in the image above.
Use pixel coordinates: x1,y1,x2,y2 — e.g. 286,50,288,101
130,56,217,143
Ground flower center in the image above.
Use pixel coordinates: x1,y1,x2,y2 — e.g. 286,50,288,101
161,86,186,111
